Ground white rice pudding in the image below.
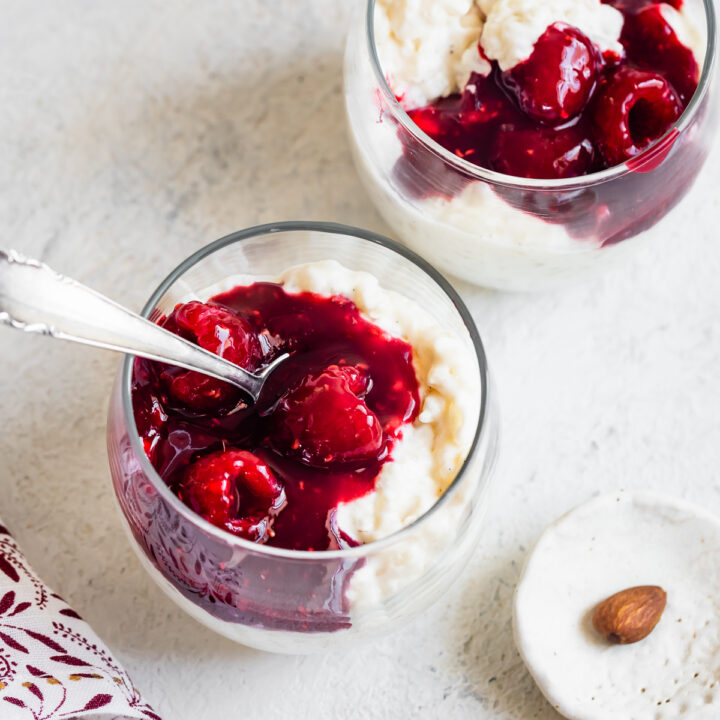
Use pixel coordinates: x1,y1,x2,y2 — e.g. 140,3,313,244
348,0,708,289
375,0,705,108
373,0,489,110
192,260,481,546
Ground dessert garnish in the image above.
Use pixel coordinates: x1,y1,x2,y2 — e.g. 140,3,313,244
159,300,264,411
132,281,421,551
269,364,385,467
592,585,667,644
179,449,286,543
393,0,701,179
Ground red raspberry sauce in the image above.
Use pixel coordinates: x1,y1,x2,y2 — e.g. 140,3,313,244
398,0,699,180
132,283,420,551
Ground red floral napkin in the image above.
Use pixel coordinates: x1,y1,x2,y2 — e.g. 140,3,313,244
0,522,160,720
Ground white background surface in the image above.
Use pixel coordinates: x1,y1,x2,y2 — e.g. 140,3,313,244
1,1,719,718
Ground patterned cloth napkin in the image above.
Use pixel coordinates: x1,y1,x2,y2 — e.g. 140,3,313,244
0,521,160,720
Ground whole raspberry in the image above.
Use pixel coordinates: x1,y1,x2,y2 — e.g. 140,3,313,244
590,66,682,167
160,301,263,411
501,24,600,126
269,365,384,467
179,449,285,543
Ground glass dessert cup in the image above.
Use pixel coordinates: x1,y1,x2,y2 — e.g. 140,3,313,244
107,222,498,654
344,0,718,292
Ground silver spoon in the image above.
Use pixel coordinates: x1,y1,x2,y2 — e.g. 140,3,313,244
0,249,287,404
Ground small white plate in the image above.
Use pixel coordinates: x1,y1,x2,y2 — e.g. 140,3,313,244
514,490,720,720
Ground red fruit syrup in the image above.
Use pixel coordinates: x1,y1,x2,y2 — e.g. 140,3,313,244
132,283,420,552
390,0,704,245
400,1,698,180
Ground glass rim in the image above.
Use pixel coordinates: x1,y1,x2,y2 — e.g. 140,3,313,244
120,221,492,560
364,0,717,191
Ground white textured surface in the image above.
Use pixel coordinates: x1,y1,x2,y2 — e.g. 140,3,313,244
0,1,719,719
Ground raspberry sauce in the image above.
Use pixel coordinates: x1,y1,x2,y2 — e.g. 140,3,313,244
398,0,699,180
389,0,705,246
132,283,420,552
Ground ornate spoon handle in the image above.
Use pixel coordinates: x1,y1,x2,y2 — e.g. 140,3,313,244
0,249,273,401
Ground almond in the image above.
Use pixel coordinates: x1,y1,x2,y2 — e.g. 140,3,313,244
592,585,667,644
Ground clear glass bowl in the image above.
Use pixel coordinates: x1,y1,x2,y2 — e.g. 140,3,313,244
344,0,718,291
107,222,498,653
